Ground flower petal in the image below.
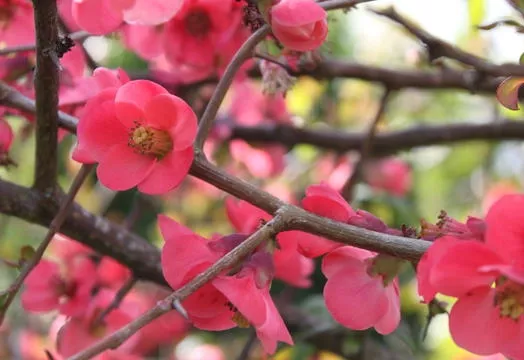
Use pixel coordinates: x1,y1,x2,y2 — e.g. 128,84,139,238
324,267,389,330
137,147,193,194
485,194,524,266
302,183,355,222
114,80,168,128
374,279,401,335
322,246,373,278
72,0,123,35
430,240,503,297
123,0,183,26
143,94,197,150
449,287,519,355
97,143,155,191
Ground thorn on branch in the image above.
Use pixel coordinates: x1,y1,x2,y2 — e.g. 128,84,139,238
56,34,75,58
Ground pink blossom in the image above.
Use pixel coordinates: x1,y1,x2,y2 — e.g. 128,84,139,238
322,247,401,334
56,289,140,358
72,78,196,194
21,257,97,316
226,197,314,287
0,0,35,47
363,157,412,196
417,194,524,357
269,0,328,52
159,215,293,352
97,257,131,288
71,0,182,35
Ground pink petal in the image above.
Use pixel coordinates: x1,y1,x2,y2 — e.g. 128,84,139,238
25,259,60,287
430,240,503,297
183,283,233,322
212,274,267,327
114,80,168,128
144,94,197,150
324,266,389,330
21,288,60,312
374,280,401,335
274,246,314,288
73,0,123,35
302,184,355,222
0,118,13,152
278,230,339,258
123,0,183,26
322,246,373,278
97,143,155,191
158,214,199,242
190,309,236,331
161,235,216,290
496,77,524,110
255,288,294,354
137,147,193,194
485,194,524,266
416,236,460,303
93,67,129,89
449,287,519,355
73,93,129,163
271,0,326,27
226,198,271,234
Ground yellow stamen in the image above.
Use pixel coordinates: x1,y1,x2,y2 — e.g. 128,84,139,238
232,311,251,328
128,124,173,159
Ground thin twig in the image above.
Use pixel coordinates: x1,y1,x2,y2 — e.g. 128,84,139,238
93,277,137,326
0,31,90,56
32,0,60,192
0,164,93,324
194,25,271,150
341,88,392,200
236,330,258,360
68,212,289,360
373,6,524,77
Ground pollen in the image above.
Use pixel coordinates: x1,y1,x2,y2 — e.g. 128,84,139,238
232,311,251,328
494,278,524,321
128,124,173,159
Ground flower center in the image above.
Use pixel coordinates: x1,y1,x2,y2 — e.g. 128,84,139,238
184,9,211,37
494,277,524,321
232,311,251,328
128,124,173,159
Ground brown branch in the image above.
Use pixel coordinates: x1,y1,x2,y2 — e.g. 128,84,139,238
32,0,60,192
0,179,166,285
0,164,92,324
372,6,524,77
341,89,392,200
195,25,271,150
68,212,289,360
230,120,524,155
0,31,90,56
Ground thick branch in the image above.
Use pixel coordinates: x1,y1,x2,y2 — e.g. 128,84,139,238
0,179,166,285
230,121,524,155
32,0,60,192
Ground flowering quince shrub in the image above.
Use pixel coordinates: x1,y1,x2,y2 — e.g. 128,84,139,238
1,0,524,359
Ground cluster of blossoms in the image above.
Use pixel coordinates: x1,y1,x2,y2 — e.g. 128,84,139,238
21,234,188,358
1,0,522,358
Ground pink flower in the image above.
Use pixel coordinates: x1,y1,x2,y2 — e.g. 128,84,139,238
22,257,97,316
71,0,182,35
417,194,524,357
72,78,196,194
159,215,293,353
212,254,293,354
0,0,35,47
163,0,237,70
363,157,412,197
226,197,314,287
269,0,328,52
56,289,140,358
322,247,401,334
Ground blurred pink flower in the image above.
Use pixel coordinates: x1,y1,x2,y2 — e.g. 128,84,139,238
269,0,328,51
0,118,14,154
417,194,524,357
22,257,97,316
72,78,196,194
363,157,412,197
70,0,181,35
323,246,401,334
